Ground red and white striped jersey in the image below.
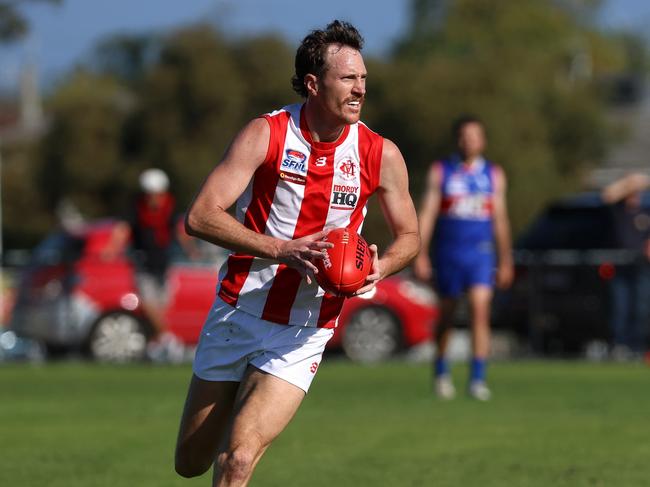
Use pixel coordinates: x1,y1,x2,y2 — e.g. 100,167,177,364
217,103,384,328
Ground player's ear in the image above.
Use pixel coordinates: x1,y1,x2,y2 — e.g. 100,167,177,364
305,74,318,96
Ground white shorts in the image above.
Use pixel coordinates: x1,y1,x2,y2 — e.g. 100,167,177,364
193,297,335,393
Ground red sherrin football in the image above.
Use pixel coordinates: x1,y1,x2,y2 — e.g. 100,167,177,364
314,228,372,296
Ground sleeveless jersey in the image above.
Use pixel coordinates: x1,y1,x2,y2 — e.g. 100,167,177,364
217,103,384,328
433,155,495,253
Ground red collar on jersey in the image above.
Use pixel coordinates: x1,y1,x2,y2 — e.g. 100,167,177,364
299,104,351,151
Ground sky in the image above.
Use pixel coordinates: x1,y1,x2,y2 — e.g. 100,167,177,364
0,0,408,90
0,0,649,91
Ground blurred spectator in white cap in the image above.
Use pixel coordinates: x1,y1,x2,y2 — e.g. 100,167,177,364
105,168,196,335
139,168,170,194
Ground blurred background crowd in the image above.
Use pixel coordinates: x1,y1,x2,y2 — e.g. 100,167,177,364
1,0,650,364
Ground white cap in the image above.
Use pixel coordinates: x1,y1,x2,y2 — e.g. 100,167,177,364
139,168,169,193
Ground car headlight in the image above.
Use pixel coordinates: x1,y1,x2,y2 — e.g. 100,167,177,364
398,280,438,306
356,286,377,300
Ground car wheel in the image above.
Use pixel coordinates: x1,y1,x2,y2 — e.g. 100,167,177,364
88,313,149,363
342,306,402,363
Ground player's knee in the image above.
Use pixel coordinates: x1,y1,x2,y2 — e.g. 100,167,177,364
471,313,491,330
175,447,212,478
217,446,258,483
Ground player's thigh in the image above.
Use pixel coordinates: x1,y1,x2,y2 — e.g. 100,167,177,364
467,285,493,323
176,374,240,457
226,366,306,451
438,296,459,319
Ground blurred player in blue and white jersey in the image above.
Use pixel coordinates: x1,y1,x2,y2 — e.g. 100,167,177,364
414,115,513,400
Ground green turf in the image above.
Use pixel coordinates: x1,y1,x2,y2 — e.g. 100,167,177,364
2,359,649,486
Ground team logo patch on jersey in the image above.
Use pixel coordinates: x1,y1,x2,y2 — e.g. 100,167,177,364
281,149,308,176
337,158,358,181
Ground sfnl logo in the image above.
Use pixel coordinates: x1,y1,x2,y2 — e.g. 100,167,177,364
281,149,308,175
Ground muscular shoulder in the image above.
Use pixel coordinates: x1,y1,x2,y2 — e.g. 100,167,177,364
489,163,507,191
236,117,270,149
223,117,271,169
378,138,409,189
380,138,403,166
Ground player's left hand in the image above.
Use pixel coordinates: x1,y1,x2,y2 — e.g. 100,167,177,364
353,244,381,296
277,229,334,285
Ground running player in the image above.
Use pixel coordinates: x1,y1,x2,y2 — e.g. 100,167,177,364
414,115,513,401
174,20,419,486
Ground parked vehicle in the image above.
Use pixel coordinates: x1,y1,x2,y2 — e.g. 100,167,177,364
7,220,438,363
331,276,438,362
493,191,650,355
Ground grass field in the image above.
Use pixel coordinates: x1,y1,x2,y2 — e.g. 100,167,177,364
2,359,650,487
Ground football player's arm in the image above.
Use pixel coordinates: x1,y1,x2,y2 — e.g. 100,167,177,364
413,162,442,281
185,118,331,276
356,139,419,295
492,165,514,289
601,172,650,204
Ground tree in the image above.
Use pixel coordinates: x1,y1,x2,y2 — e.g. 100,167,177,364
132,26,249,203
91,33,160,85
38,70,135,218
8,5,645,250
28,24,296,235
0,0,61,43
368,0,631,236
123,27,296,206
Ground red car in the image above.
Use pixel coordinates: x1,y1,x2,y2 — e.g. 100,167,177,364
8,220,437,362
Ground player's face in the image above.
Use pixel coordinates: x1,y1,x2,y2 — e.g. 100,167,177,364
457,122,486,159
317,44,367,125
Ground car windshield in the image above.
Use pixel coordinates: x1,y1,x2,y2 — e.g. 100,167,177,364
517,206,616,250
30,232,84,266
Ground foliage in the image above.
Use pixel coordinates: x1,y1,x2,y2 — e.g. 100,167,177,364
1,0,646,249
132,28,296,205
379,0,626,234
39,70,135,217
0,0,61,43
0,25,293,246
1,141,55,248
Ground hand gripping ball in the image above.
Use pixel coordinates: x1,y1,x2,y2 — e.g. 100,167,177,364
314,228,372,296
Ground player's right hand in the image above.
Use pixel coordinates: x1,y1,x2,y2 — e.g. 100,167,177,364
276,230,334,284
353,244,381,296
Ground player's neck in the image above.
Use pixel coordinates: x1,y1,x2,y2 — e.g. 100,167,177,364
303,101,345,143
460,154,482,167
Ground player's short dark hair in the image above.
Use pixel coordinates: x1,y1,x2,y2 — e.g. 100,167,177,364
291,20,364,98
452,114,484,140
